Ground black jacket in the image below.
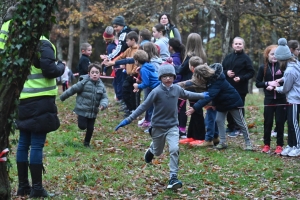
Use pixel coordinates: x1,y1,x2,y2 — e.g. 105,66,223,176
222,51,255,94
77,54,90,76
176,56,192,81
255,62,285,100
17,39,65,133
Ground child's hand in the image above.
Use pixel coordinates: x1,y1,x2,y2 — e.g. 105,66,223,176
202,92,210,99
233,77,240,82
186,106,195,116
100,55,107,60
266,86,274,91
99,106,104,111
115,119,130,131
268,81,279,87
227,70,235,78
133,83,139,92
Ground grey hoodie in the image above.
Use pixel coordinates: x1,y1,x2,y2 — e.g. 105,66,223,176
155,37,170,61
150,56,163,72
276,60,300,104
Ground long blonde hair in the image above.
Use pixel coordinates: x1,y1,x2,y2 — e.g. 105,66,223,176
193,63,215,82
184,33,207,63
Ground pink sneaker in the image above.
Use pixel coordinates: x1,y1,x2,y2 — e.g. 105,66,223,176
141,121,151,128
274,146,283,154
262,145,270,153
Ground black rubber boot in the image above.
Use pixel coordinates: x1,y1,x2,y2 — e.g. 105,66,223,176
16,162,31,196
29,164,49,198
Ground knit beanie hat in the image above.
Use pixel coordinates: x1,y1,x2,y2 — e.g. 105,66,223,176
275,38,292,60
158,64,176,80
112,16,126,26
103,26,114,40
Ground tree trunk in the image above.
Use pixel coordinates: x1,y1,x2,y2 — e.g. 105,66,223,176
248,20,256,94
222,19,232,60
79,0,88,58
67,0,75,70
0,1,56,199
171,0,178,26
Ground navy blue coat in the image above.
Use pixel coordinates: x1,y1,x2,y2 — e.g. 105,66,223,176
193,64,243,113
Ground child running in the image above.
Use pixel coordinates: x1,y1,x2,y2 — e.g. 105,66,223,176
60,63,108,147
115,64,209,190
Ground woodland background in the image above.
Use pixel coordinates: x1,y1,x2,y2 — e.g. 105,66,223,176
2,0,300,85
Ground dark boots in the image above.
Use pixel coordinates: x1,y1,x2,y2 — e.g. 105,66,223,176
29,164,49,198
17,162,31,196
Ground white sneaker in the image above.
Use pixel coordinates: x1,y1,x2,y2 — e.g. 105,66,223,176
271,130,277,137
288,146,300,157
281,145,292,156
138,117,145,126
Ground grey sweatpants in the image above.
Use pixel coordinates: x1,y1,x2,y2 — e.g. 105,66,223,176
216,109,251,145
149,126,179,176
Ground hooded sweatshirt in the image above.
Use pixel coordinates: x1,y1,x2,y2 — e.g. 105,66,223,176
155,37,170,61
150,56,163,72
137,62,160,89
276,60,300,104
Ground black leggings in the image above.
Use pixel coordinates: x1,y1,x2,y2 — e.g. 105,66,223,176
78,115,96,144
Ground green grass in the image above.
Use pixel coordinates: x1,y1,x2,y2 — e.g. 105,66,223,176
9,87,300,199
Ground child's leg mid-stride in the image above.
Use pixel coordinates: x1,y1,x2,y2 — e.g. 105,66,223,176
215,111,228,149
229,109,252,150
147,126,182,189
77,115,95,147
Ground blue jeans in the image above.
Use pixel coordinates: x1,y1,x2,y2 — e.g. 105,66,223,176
16,131,47,164
205,108,219,141
113,69,126,100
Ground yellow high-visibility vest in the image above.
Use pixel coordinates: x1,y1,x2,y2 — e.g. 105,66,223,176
20,36,58,99
0,20,11,50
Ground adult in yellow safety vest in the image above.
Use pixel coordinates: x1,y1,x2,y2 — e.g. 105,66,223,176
16,36,65,198
158,13,182,43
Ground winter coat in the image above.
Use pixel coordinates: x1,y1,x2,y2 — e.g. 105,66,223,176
60,75,109,118
193,63,243,113
16,39,65,133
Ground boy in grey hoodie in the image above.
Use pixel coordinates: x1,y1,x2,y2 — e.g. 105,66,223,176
115,64,209,190
275,38,300,157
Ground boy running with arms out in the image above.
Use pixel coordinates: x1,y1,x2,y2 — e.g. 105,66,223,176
115,64,209,189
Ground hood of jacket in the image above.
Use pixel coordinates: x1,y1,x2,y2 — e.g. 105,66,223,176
150,56,163,71
142,62,156,73
209,63,223,81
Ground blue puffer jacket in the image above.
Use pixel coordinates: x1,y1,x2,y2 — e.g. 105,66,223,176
60,75,109,118
193,63,243,113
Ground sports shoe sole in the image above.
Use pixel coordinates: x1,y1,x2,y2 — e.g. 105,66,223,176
167,182,182,190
